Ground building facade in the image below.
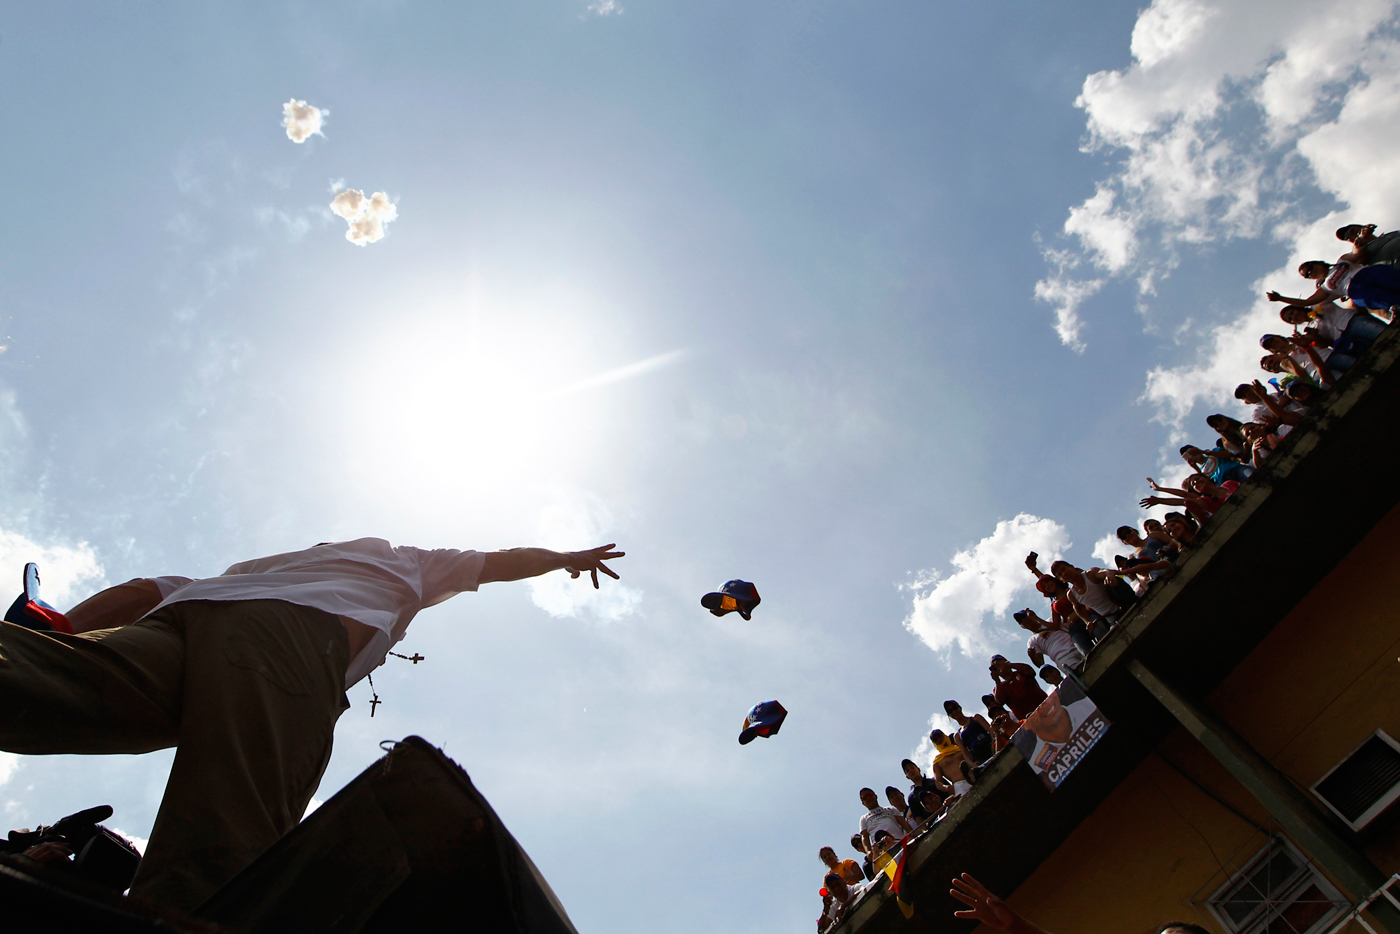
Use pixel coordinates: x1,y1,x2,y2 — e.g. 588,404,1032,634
839,327,1400,934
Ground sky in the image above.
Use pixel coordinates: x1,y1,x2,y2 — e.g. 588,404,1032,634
0,1,1397,930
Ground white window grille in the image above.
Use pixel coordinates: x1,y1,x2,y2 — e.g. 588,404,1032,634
1312,730,1400,832
1207,837,1349,934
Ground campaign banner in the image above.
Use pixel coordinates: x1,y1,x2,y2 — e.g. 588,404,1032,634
1011,678,1110,791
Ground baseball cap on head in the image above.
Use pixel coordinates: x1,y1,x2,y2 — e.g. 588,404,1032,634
701,580,761,620
738,699,787,744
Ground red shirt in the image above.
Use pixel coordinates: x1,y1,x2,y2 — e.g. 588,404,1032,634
1199,480,1241,515
995,671,1048,720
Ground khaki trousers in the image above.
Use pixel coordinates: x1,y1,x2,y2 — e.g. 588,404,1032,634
0,599,350,911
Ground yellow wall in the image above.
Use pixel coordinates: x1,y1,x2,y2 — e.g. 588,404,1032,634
994,502,1400,934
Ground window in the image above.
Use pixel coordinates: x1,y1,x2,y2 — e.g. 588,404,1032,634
1312,730,1400,831
1207,837,1349,934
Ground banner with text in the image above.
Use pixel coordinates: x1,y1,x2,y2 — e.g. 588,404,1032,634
1011,678,1109,791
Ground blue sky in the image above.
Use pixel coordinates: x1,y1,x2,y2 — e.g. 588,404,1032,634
1,2,1397,931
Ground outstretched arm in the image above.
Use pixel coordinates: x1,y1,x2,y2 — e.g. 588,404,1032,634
1266,286,1330,306
478,544,625,588
66,579,165,634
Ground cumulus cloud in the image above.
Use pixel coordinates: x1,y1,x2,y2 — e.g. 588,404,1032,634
1036,0,1400,356
0,528,105,610
585,0,623,15
528,490,641,621
329,189,398,246
281,99,325,143
1033,272,1102,352
901,514,1070,660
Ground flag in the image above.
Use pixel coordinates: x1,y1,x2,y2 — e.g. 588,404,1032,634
881,836,914,919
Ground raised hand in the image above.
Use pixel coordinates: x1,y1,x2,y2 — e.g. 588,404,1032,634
562,544,625,589
950,874,1017,929
950,874,1051,934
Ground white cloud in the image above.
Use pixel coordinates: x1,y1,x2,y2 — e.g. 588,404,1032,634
1091,530,1135,569
901,514,1070,660
528,490,641,621
281,99,325,143
302,797,323,820
1033,273,1102,352
329,189,398,246
585,0,623,15
0,529,105,610
1064,185,1138,273
1044,0,1400,410
0,753,17,787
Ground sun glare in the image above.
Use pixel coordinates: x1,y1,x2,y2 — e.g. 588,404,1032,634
334,306,603,502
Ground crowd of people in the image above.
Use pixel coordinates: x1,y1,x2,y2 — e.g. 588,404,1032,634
814,222,1400,932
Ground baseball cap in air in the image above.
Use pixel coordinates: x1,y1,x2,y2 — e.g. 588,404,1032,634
701,580,761,621
738,699,787,744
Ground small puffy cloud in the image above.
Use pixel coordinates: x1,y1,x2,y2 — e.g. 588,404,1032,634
1032,274,1102,352
0,528,105,610
528,489,641,621
329,189,398,246
1064,185,1138,273
585,0,623,15
1091,530,1135,569
0,753,16,787
281,99,325,143
901,514,1070,660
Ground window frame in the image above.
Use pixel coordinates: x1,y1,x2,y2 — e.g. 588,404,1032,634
1310,729,1400,832
1206,836,1349,934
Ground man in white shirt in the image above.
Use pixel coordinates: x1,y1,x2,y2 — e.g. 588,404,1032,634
1013,608,1083,672
857,787,912,853
0,538,624,911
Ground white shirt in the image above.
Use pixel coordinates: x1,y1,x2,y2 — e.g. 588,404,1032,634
1027,629,1083,670
149,538,484,686
1322,261,1359,299
859,807,908,844
1311,302,1355,344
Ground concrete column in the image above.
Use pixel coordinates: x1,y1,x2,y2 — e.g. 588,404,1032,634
1128,659,1400,934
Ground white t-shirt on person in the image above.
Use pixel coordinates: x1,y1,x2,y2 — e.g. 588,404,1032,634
1027,629,1083,670
1311,303,1356,344
1321,261,1359,299
147,538,484,686
859,807,908,844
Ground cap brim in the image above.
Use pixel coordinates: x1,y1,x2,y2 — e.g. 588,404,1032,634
701,592,734,616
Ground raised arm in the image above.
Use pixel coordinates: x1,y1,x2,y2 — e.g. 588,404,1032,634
478,544,624,588
1266,286,1330,307
1295,339,1336,387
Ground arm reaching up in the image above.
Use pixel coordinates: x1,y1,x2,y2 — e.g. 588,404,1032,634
479,544,625,589
950,874,1053,934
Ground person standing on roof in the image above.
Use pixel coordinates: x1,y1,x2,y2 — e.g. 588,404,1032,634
0,537,624,911
989,655,1047,720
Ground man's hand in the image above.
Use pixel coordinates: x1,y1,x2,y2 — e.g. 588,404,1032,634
562,544,625,589
1024,553,1039,573
950,874,1049,933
